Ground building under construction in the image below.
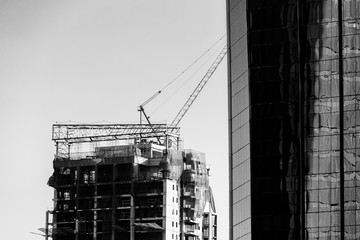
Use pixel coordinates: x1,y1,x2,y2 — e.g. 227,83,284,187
47,124,217,240
45,39,227,240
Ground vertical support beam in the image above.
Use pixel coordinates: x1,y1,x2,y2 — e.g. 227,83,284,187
45,210,49,240
55,143,59,157
112,164,116,240
93,204,97,240
75,166,79,240
338,0,345,239
68,143,71,160
165,135,169,153
139,109,142,125
226,0,234,238
179,180,184,240
297,0,305,239
67,126,70,159
93,166,98,240
130,184,135,240
163,180,167,240
75,219,79,239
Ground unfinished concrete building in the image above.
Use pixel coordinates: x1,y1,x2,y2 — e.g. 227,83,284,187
47,124,217,240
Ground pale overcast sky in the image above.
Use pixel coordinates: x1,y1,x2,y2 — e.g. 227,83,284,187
0,1,228,239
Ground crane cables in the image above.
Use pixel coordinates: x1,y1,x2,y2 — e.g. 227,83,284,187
139,34,226,110
150,41,226,118
170,44,227,128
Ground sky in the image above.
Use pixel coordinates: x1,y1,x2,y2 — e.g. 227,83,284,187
0,0,228,239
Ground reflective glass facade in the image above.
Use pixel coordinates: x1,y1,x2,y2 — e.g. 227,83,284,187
227,1,360,239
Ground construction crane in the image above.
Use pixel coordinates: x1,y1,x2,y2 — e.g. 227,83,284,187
52,44,227,159
170,45,227,129
139,44,227,132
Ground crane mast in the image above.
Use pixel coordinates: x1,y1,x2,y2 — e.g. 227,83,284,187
170,45,227,128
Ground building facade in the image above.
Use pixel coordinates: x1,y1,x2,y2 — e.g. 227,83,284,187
227,0,360,239
48,133,217,240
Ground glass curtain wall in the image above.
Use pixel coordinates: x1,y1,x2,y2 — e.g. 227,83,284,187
247,1,300,239
341,0,360,239
305,0,341,239
228,0,360,239
305,1,360,239
228,0,251,240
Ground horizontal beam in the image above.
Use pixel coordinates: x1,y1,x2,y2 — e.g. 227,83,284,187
52,124,180,143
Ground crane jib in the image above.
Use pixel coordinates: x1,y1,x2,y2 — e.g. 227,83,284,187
170,45,227,128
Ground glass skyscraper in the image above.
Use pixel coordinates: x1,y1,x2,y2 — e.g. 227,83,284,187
227,0,360,239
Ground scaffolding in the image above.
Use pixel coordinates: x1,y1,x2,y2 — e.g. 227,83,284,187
52,124,180,159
